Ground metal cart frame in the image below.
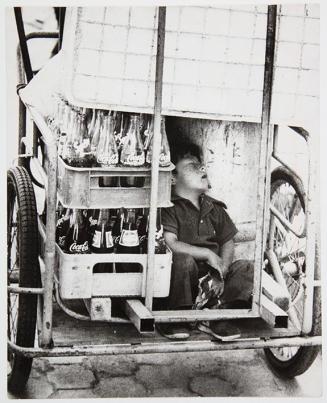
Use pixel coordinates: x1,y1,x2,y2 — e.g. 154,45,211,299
8,5,321,362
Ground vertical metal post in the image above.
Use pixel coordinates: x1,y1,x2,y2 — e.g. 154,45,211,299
18,99,27,167
58,7,66,50
40,136,58,347
272,124,279,155
145,7,166,310
14,7,34,83
302,133,318,334
254,5,277,315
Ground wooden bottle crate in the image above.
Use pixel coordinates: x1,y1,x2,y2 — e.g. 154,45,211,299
56,157,174,209
56,245,172,300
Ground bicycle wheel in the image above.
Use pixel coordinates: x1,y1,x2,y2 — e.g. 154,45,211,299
264,166,321,378
7,167,40,393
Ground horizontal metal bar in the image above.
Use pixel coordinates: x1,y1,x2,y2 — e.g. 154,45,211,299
25,31,59,41
153,309,257,323
8,285,43,295
270,204,306,238
124,299,155,333
8,335,321,358
54,282,129,323
17,153,33,159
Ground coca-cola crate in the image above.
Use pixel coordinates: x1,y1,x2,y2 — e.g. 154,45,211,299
56,157,174,209
56,244,172,299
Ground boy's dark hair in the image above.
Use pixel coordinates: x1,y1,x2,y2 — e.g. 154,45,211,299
169,139,202,165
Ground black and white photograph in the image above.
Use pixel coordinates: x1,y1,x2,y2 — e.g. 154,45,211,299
3,0,324,399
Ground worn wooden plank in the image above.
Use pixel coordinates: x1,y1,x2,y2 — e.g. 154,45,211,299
51,302,299,347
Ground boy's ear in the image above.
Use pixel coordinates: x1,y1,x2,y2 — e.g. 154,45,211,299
171,168,177,185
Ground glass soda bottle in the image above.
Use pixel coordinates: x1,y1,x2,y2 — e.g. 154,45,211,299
146,116,171,167
116,208,140,272
64,209,90,254
141,209,166,254
89,110,102,160
78,109,93,167
87,108,96,134
88,209,100,242
111,209,122,248
120,114,145,187
62,106,79,166
154,209,166,254
96,114,119,186
91,209,114,253
56,208,72,249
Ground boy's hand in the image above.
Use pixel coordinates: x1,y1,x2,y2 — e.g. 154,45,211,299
205,250,226,279
210,275,224,299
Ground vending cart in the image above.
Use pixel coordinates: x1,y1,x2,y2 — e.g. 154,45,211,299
7,5,321,393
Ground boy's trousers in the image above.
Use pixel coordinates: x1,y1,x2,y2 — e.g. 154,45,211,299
168,253,254,309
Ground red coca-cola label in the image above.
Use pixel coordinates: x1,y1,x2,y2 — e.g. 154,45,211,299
69,241,89,253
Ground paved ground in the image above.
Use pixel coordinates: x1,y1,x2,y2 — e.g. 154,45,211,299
8,348,322,399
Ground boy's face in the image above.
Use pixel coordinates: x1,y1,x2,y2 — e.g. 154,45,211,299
174,155,209,192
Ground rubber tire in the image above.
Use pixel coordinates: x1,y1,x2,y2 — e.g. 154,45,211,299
264,166,321,378
7,167,40,393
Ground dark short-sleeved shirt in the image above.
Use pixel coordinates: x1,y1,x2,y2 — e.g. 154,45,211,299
162,193,238,255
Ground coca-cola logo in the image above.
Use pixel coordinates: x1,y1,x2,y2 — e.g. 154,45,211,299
98,154,119,165
139,235,147,243
69,241,89,253
125,154,145,166
58,235,66,247
159,153,170,166
113,235,121,245
89,218,98,226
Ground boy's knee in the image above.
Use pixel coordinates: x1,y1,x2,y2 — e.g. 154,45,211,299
229,259,254,279
172,253,198,274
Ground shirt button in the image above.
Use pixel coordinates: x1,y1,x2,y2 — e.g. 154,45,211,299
200,220,203,223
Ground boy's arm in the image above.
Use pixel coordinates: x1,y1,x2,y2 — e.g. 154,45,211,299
218,238,235,277
164,231,209,260
164,231,225,278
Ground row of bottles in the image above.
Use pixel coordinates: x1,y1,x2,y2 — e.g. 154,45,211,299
56,205,167,258
48,95,171,170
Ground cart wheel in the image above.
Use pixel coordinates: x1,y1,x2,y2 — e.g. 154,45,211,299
264,166,321,378
7,167,40,393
